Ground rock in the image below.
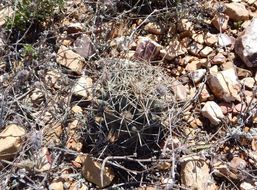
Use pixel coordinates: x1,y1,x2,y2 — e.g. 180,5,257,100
66,120,83,151
200,46,213,57
45,70,62,89
56,45,85,73
235,18,257,67
81,154,115,188
37,147,52,172
171,80,188,101
66,22,84,34
72,76,93,100
236,67,252,78
30,88,44,102
144,22,164,35
180,156,217,190
0,124,25,160
73,35,95,58
185,60,203,71
0,6,13,26
233,103,247,114
205,33,218,46
213,161,238,180
160,38,187,60
188,42,204,56
218,33,234,47
177,19,193,33
212,13,229,31
240,182,256,190
49,181,64,190
241,77,255,89
192,32,204,44
199,83,213,101
201,101,225,125
44,122,63,146
208,68,241,102
224,3,249,21
212,53,226,65
190,69,206,83
230,157,247,170
134,37,162,62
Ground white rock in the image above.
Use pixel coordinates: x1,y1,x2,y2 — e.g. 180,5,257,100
240,182,256,190
190,69,206,83
235,18,257,67
202,101,225,125
241,77,255,89
218,33,234,47
0,124,25,160
72,76,93,100
200,46,213,57
208,68,241,102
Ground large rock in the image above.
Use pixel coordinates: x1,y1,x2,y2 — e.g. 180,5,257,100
0,124,25,160
224,3,249,21
235,18,257,67
201,101,225,125
81,154,115,188
72,76,93,100
180,156,217,190
208,68,241,102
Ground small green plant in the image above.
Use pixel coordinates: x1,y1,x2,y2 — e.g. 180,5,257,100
22,44,37,59
5,0,64,41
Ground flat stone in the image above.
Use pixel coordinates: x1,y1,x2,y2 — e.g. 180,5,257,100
201,101,225,125
208,68,241,102
200,46,213,57
56,45,85,73
236,67,252,78
235,18,257,67
224,3,249,21
171,80,188,101
82,154,115,188
0,124,25,160
204,33,218,46
240,182,256,190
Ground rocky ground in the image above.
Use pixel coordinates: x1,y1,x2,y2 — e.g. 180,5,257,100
0,0,257,189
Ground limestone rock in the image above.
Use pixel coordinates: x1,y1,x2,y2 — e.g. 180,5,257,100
0,124,25,160
235,18,257,67
56,45,85,73
241,77,255,89
201,101,225,125
212,53,226,65
49,181,64,190
208,68,241,102
81,155,115,188
200,46,213,57
218,33,234,47
240,182,256,190
224,3,249,21
72,76,93,100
